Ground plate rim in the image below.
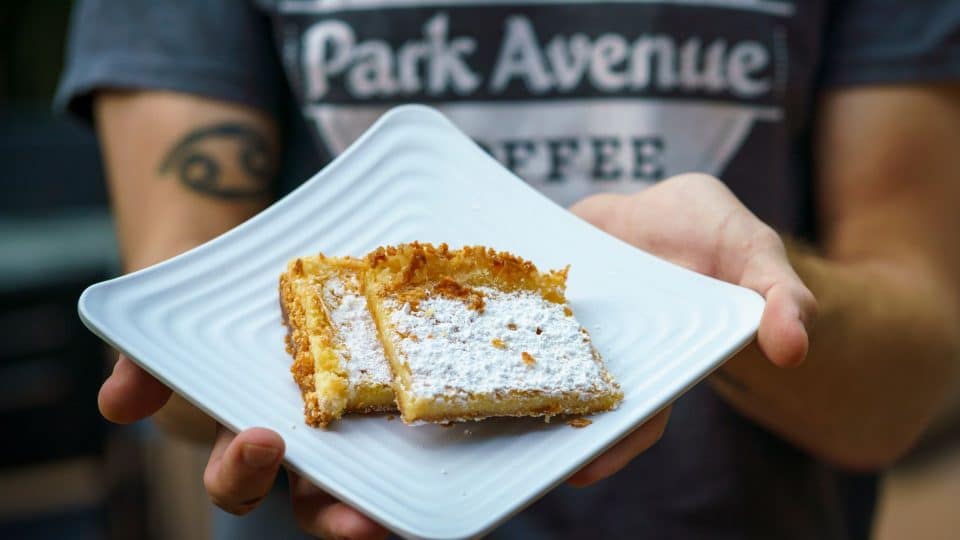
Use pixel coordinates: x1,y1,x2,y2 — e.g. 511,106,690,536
77,104,765,539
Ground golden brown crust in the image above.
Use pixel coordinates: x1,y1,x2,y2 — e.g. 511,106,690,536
279,263,331,427
280,255,395,427
397,392,621,424
363,242,621,425
434,276,485,312
365,242,569,305
283,243,620,427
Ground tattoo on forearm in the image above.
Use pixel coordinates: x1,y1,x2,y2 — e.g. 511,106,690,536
158,123,275,199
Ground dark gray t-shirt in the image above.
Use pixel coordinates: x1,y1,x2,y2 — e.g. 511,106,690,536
57,1,960,538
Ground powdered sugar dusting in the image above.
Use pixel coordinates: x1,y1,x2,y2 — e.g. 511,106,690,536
388,288,615,399
322,276,392,391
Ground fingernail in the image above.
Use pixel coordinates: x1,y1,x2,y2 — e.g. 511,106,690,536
242,444,281,469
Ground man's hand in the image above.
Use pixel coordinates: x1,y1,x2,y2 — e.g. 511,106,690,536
95,90,387,539
571,83,960,474
571,173,817,370
566,173,817,485
99,355,388,539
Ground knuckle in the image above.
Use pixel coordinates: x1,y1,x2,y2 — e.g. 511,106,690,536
752,224,783,252
673,172,721,187
574,192,617,209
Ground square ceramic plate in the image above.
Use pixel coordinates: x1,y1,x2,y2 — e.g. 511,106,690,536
79,105,764,540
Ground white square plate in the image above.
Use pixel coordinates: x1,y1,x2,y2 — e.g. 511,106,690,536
79,105,764,540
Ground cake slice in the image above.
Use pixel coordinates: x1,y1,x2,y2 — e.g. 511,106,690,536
364,242,622,424
280,255,394,427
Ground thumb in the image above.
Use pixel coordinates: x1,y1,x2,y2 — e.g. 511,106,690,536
204,425,285,516
98,354,172,423
742,252,818,369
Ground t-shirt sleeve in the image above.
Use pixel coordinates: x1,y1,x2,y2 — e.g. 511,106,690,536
54,0,284,122
822,0,960,87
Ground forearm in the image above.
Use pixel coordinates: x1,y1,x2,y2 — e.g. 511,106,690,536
95,90,277,270
95,90,279,442
712,242,960,470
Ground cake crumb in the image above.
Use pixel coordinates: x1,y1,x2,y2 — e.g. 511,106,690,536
544,415,552,424
521,352,536,365
563,306,573,316
568,418,593,428
386,415,395,421
491,338,507,349
463,429,472,436
535,327,543,335
507,323,518,330
434,276,485,312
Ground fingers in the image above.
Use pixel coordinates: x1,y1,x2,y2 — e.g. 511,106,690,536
570,185,818,370
289,471,388,540
740,247,818,369
568,193,626,234
204,425,285,516
98,354,172,423
197,420,386,540
567,407,671,487
757,281,816,368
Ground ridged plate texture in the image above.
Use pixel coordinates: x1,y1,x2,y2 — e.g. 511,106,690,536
79,105,764,540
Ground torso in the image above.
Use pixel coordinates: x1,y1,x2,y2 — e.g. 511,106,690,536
258,1,874,537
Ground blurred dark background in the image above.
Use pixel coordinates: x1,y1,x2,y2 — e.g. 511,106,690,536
1,3,171,539
0,2,957,540
1,2,133,539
